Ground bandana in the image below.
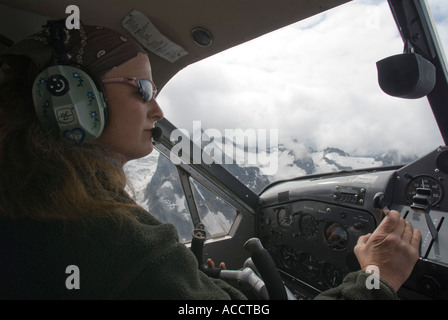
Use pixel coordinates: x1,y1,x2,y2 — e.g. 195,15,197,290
1,20,147,83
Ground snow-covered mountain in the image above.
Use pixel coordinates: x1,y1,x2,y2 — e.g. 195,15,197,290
271,144,416,181
124,143,416,241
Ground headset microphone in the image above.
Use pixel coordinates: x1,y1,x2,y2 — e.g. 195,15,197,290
151,127,163,144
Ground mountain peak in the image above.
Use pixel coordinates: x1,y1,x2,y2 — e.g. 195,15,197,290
323,147,350,157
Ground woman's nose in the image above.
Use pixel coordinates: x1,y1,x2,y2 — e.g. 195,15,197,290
150,99,164,121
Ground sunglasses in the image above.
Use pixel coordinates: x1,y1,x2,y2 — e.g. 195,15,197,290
102,77,157,102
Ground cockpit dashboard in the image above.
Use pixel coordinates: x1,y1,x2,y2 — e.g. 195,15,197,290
257,146,448,299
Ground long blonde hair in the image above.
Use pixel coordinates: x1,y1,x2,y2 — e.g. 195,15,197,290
0,71,140,222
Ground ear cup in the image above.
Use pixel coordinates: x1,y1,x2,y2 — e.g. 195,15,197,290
32,65,108,143
46,74,70,96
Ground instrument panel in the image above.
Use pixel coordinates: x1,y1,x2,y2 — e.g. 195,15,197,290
257,146,448,299
258,201,376,294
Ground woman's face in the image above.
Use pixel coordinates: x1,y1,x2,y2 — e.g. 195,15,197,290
96,55,164,164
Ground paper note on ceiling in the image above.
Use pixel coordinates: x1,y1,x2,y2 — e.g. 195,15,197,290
122,9,188,63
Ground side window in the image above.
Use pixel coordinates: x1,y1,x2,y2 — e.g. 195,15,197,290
124,150,193,242
189,177,238,238
125,150,239,242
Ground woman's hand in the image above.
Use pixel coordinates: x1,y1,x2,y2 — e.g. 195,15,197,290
354,210,422,292
206,258,226,270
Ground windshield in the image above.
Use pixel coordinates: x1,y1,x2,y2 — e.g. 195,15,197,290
131,0,447,196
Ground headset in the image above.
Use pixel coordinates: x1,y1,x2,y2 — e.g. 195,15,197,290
31,20,108,144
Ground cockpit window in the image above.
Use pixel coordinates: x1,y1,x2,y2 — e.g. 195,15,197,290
156,0,446,193
124,150,194,242
427,0,448,65
189,177,237,238
125,0,447,241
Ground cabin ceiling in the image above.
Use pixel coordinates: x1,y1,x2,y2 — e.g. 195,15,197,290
0,0,351,88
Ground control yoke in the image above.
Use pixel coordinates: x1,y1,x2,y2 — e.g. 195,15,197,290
243,238,288,300
190,224,294,300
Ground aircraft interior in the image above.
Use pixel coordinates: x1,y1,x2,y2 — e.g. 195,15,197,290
1,0,447,300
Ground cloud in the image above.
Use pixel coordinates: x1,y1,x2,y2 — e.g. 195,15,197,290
157,0,446,159
428,0,448,23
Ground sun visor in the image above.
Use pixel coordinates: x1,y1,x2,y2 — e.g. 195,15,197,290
376,53,436,99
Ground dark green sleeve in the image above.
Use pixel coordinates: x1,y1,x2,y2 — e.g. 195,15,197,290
117,239,247,300
105,212,247,300
314,270,399,300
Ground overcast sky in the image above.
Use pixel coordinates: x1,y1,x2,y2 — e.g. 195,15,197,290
157,0,448,159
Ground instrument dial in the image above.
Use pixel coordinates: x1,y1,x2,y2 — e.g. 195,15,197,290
299,214,319,239
276,207,293,228
298,253,321,279
279,246,298,270
323,263,344,288
325,222,348,250
406,175,443,205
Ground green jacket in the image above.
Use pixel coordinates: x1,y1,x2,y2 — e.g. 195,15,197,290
0,208,397,300
0,209,244,299
315,270,398,300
